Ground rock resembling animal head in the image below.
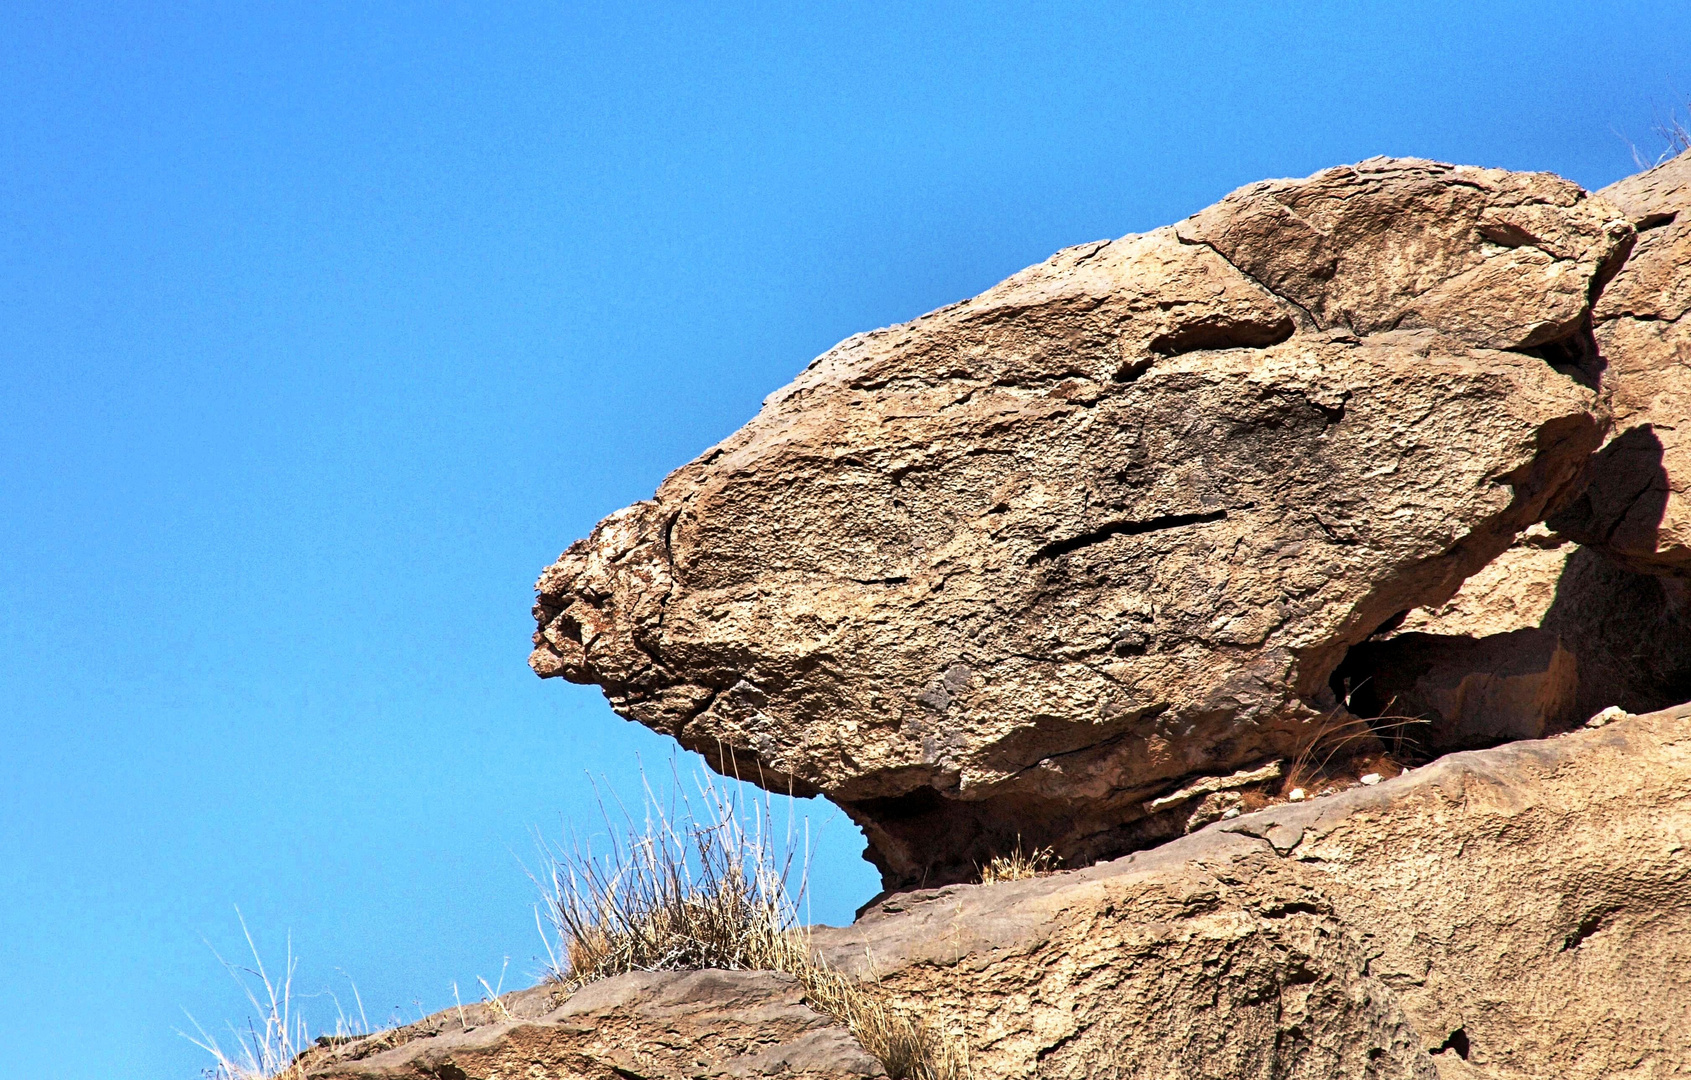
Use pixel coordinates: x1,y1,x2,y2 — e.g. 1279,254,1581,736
534,158,1628,887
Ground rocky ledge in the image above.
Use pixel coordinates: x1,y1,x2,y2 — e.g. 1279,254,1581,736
301,704,1691,1080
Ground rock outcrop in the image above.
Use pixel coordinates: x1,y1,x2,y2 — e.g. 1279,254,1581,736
1549,148,1691,573
302,705,1691,1080
297,154,1691,1080
532,158,1629,886
809,704,1691,1080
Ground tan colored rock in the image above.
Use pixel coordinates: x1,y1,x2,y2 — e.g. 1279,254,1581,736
1393,524,1569,637
1176,159,1631,349
313,707,1691,1080
813,704,1691,1080
299,969,883,1080
1338,530,1691,744
1549,149,1691,574
533,158,1624,886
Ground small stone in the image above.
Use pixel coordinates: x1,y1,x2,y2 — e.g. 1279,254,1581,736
1185,790,1244,832
1288,788,1306,802
1360,773,1382,786
1586,705,1631,728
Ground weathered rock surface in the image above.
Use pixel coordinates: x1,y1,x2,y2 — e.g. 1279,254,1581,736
1391,525,1573,638
305,706,1691,1080
1336,527,1691,748
814,704,1691,1080
298,969,882,1080
1550,148,1691,574
533,158,1626,886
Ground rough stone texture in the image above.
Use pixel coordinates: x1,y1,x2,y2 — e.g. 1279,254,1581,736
1550,149,1691,574
310,707,1691,1080
812,704,1691,1080
1336,528,1691,747
1392,525,1570,638
533,158,1626,886
299,969,883,1080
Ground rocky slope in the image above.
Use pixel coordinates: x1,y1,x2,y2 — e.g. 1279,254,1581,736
531,157,1641,887
814,703,1691,1080
301,704,1691,1080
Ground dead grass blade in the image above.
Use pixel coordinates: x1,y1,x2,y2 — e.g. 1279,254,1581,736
1285,695,1430,796
182,909,375,1080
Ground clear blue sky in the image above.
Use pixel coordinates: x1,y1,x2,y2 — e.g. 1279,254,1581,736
2,3,1686,1076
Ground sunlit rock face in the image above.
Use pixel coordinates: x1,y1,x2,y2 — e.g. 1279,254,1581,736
532,158,1627,887
1550,148,1691,575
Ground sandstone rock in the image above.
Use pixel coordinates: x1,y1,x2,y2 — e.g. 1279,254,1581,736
298,969,882,1080
813,704,1691,1080
1337,530,1691,746
533,158,1625,887
1392,524,1569,638
324,707,1691,1079
1549,149,1691,574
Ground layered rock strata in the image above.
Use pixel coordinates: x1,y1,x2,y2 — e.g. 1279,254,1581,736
532,158,1627,885
299,969,882,1080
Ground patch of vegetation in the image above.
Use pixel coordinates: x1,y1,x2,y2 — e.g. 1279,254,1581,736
976,839,1059,884
1627,98,1691,169
181,910,371,1080
1283,705,1428,799
540,767,971,1080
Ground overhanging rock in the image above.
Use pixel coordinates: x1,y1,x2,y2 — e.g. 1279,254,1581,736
532,158,1627,887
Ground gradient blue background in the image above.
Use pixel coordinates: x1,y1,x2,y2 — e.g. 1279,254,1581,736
3,3,1687,1076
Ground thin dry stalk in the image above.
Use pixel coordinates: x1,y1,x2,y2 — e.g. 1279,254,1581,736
1628,98,1691,169
796,956,971,1080
181,912,310,1080
183,910,374,1080
1285,704,1429,796
542,764,809,986
1655,107,1691,160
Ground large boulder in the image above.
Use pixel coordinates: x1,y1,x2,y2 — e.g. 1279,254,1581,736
533,158,1627,886
1549,149,1691,573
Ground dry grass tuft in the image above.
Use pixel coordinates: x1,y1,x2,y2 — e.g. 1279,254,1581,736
798,960,971,1080
1626,98,1691,169
540,764,971,1080
182,910,371,1080
541,765,812,986
1284,702,1428,798
977,839,1058,884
